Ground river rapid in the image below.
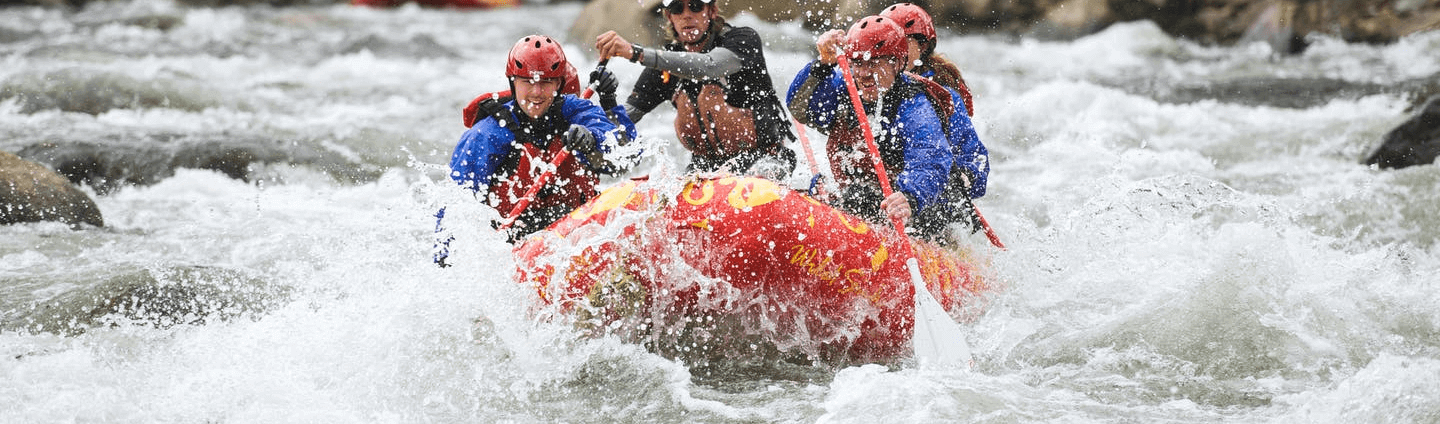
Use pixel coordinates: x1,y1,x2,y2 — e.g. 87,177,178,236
2,1,1439,422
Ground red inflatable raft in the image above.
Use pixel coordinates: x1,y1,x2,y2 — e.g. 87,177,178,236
514,176,992,364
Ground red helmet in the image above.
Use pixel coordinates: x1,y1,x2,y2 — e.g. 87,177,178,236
506,35,570,84
845,16,907,61
880,3,936,42
561,62,580,95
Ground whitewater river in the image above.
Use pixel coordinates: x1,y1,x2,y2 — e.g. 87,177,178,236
3,0,1439,422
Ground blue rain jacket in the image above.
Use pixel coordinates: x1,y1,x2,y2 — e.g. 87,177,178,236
786,62,953,211
449,95,634,192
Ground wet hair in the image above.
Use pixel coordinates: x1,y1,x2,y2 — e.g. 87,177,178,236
927,54,962,89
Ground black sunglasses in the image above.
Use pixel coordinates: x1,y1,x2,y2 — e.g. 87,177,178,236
664,0,706,14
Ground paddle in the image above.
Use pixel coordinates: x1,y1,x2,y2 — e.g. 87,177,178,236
580,58,610,100
791,116,826,195
497,59,609,231
836,53,974,368
951,172,1005,249
973,203,1005,249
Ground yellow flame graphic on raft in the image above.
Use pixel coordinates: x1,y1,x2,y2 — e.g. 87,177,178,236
681,180,714,205
681,177,785,210
724,177,783,209
568,181,646,221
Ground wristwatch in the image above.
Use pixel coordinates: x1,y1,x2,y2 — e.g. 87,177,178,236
630,45,644,63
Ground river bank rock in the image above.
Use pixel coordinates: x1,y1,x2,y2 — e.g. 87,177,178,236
0,68,221,116
17,133,383,194
1364,95,1440,169
5,0,1431,52
4,265,292,336
0,151,104,228
567,0,1439,53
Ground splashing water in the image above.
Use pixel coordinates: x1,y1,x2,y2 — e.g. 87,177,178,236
2,1,1440,422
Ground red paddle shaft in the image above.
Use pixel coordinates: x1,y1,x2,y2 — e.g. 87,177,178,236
836,55,905,236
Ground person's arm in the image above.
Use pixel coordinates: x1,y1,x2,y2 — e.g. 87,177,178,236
603,105,647,172
588,68,639,145
634,25,766,81
561,95,632,175
944,95,989,199
637,46,743,80
786,29,849,130
893,92,954,212
623,67,672,123
448,118,513,194
621,104,647,123
785,61,849,131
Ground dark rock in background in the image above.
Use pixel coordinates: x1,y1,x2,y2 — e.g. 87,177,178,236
17,133,385,194
3,266,293,336
0,68,221,116
0,151,104,228
1364,95,1440,169
568,0,1440,54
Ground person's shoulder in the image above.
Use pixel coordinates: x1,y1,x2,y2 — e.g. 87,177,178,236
724,25,758,36
721,25,762,42
559,94,604,113
462,116,512,141
932,58,962,74
716,26,765,56
559,96,617,127
897,79,941,111
897,74,929,98
557,93,583,105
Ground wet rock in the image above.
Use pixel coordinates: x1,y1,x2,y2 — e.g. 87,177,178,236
0,0,73,7
1027,0,1115,40
4,266,292,336
1364,95,1440,170
118,14,185,31
0,67,221,115
1105,74,1440,109
17,133,383,194
70,11,185,32
570,0,666,48
0,25,39,44
1236,1,1305,54
0,151,104,228
1145,77,1389,109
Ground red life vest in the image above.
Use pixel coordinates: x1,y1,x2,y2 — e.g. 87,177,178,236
955,81,974,117
485,135,599,227
462,90,511,128
482,100,600,231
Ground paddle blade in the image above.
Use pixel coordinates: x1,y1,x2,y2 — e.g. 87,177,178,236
907,258,973,369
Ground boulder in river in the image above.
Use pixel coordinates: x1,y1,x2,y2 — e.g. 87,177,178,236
0,151,104,228
1364,95,1440,170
